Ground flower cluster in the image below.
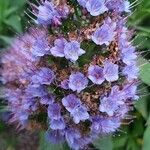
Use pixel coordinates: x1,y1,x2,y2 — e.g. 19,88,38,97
77,0,130,16
50,38,85,62
1,0,139,149
31,0,70,26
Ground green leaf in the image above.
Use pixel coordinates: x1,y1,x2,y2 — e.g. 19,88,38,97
143,126,150,150
4,15,22,33
138,57,150,85
113,136,127,149
39,132,69,150
93,135,113,150
135,97,148,119
127,137,140,150
0,35,13,45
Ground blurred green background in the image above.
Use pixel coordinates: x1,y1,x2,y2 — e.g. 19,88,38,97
0,0,150,150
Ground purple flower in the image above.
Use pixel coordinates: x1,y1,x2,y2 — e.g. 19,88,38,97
91,116,121,134
122,83,139,100
65,129,83,150
25,84,47,98
71,105,89,124
64,41,85,62
116,105,129,118
46,130,65,144
88,65,105,84
106,0,130,13
119,43,137,65
37,1,61,25
31,67,55,85
86,0,108,16
60,79,69,90
122,63,139,81
48,103,61,120
50,38,67,57
62,94,81,113
109,86,125,101
57,5,69,19
69,72,88,93
40,94,55,105
50,117,66,130
92,19,116,45
77,0,87,7
99,97,118,116
103,60,119,82
22,97,38,111
31,37,50,57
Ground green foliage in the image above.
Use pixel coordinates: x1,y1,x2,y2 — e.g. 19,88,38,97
39,132,69,150
139,58,150,85
0,0,25,46
129,0,150,50
143,126,150,150
93,135,113,150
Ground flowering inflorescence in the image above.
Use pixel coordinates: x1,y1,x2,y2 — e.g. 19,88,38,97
1,0,139,149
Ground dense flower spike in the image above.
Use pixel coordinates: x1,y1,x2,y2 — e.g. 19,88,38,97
2,0,140,149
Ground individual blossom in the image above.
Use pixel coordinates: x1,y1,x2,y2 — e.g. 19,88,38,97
118,32,137,65
31,37,50,57
122,63,139,81
22,97,38,112
64,41,85,62
50,117,66,130
57,5,70,19
99,97,119,116
25,84,47,98
86,0,108,16
48,103,62,120
65,129,82,150
77,0,87,7
92,17,116,45
99,85,126,116
50,38,67,57
103,60,119,82
40,94,55,105
71,105,89,124
106,0,131,13
122,83,139,100
121,46,137,65
109,86,125,102
91,116,121,134
31,67,55,85
19,28,49,58
62,94,81,113
88,65,105,85
62,94,89,124
68,72,89,93
36,1,64,26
